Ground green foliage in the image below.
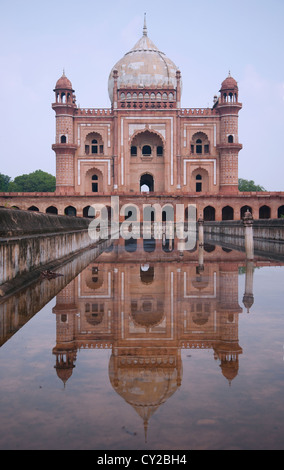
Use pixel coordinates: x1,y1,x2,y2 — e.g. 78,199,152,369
6,170,56,192
238,178,266,192
0,173,11,191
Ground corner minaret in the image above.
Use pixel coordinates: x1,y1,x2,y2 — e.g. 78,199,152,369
216,73,242,194
52,71,77,195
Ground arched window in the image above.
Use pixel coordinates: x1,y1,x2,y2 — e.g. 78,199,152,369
92,139,98,154
191,132,210,155
92,174,98,193
60,135,67,143
131,146,137,156
142,145,152,156
157,146,163,156
85,133,104,155
196,174,202,192
228,135,234,143
196,139,202,154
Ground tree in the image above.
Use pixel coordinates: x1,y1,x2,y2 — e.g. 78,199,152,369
8,170,56,192
0,173,11,191
238,178,266,192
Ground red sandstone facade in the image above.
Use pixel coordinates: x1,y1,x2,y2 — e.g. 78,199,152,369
1,19,284,220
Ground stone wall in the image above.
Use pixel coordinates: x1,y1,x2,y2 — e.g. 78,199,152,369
0,208,100,291
203,218,284,262
0,207,90,237
204,218,284,242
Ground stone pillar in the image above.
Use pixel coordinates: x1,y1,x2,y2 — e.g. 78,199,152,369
243,260,254,313
198,217,204,246
243,209,254,261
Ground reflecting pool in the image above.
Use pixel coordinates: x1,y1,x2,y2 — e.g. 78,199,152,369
0,237,284,450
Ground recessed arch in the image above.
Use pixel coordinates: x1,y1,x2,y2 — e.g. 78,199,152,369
140,173,154,192
83,205,95,218
28,206,39,212
140,264,154,284
222,205,234,220
191,131,210,155
259,205,270,219
46,206,58,214
204,206,215,221
278,205,284,218
85,167,103,194
130,129,165,158
64,206,76,216
84,131,104,155
241,205,252,219
192,167,209,193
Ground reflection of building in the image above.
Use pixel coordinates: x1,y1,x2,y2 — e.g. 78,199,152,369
1,17,284,220
52,241,251,434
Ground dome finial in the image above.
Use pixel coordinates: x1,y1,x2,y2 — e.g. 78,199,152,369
143,12,147,36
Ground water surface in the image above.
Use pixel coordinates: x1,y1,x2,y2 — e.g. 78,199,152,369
0,238,284,450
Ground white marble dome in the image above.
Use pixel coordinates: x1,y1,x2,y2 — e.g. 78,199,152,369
108,20,180,103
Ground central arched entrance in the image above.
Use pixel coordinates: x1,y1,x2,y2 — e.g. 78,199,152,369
140,173,154,192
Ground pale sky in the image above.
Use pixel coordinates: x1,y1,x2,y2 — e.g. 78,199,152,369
0,0,283,190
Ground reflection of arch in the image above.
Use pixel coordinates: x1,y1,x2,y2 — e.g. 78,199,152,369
85,266,104,290
192,272,209,290
222,206,234,220
259,205,270,219
204,244,215,252
204,206,215,221
140,265,154,284
65,206,76,216
192,311,210,326
130,298,164,328
140,173,154,192
241,205,252,219
122,205,139,221
143,238,155,252
125,238,137,252
85,303,104,326
162,238,174,252
46,206,58,214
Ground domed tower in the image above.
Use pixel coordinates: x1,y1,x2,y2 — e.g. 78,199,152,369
52,281,78,386
52,72,77,195
108,15,182,109
216,73,242,194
